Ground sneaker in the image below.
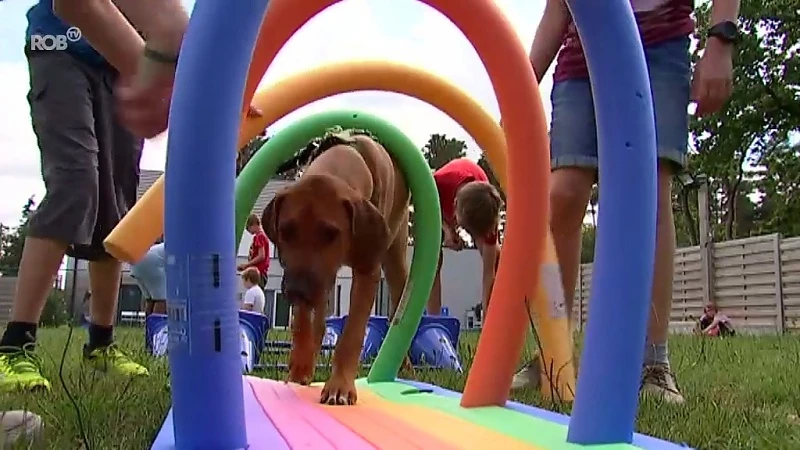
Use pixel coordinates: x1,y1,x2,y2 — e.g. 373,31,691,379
83,344,149,377
511,353,542,390
640,364,685,404
0,344,51,392
1,410,43,447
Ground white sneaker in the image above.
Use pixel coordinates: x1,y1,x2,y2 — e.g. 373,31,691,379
511,355,542,390
1,410,43,448
641,364,686,404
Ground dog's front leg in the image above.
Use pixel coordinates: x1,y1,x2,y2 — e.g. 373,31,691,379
321,269,380,405
288,304,316,385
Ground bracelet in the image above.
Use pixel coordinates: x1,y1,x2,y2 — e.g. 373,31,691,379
143,46,179,64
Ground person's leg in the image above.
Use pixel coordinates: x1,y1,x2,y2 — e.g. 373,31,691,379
426,248,444,315
0,50,102,392
640,36,692,404
80,64,148,377
513,79,596,389
131,245,167,318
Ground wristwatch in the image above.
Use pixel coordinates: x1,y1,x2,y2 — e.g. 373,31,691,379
708,21,739,44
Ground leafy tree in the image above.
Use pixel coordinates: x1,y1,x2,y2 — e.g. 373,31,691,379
580,224,597,264
688,1,799,240
0,196,37,276
421,134,467,170
755,143,800,236
236,129,268,176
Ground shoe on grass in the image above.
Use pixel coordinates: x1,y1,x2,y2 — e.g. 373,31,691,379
511,353,542,390
0,344,51,393
641,364,685,404
83,344,149,377
1,410,43,447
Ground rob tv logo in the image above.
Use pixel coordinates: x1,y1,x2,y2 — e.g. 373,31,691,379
30,27,82,51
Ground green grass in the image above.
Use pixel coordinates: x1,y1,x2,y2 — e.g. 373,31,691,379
1,327,799,449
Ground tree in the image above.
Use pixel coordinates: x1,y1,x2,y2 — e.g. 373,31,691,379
688,1,800,241
236,129,268,176
0,196,37,276
754,143,800,236
421,134,467,170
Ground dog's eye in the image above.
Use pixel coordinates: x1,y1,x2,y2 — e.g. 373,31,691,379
279,222,297,242
319,224,339,245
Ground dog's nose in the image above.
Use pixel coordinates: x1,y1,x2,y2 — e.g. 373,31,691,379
281,270,317,304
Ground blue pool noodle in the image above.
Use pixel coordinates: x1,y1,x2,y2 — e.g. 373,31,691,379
163,0,270,448
565,0,658,445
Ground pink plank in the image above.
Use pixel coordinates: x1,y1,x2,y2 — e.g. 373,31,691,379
248,377,374,450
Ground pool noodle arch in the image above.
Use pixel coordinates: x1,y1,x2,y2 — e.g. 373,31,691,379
158,0,657,448
234,61,575,400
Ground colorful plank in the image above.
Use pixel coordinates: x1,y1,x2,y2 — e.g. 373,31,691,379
238,377,689,450
290,384,459,450
248,377,372,449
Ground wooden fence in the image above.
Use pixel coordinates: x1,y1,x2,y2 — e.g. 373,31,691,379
572,233,800,334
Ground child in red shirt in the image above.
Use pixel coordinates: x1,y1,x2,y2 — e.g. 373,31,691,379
238,214,270,287
429,158,504,320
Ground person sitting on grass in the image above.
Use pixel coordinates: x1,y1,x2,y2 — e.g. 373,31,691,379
697,303,735,337
130,242,167,318
237,214,270,288
240,268,266,315
428,157,503,320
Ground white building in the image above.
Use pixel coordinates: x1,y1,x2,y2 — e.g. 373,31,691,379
65,170,484,329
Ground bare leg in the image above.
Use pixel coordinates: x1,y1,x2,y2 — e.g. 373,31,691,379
640,163,684,403
512,168,593,390
382,228,409,321
88,258,123,327
426,250,444,315
9,237,67,324
549,168,595,325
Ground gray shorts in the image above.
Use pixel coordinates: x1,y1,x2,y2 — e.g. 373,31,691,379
25,49,143,261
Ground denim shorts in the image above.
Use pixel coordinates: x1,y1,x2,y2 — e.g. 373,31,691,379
550,36,691,171
130,243,166,300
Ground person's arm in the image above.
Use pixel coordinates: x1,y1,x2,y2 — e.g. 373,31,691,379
242,291,255,311
442,220,458,248
478,241,500,310
709,0,740,27
52,0,143,74
247,246,266,266
528,0,570,82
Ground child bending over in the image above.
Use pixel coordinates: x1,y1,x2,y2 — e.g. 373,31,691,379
428,158,504,319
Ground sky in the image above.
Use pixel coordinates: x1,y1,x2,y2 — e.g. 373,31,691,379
0,0,553,227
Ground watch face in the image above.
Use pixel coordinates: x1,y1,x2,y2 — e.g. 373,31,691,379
712,21,738,41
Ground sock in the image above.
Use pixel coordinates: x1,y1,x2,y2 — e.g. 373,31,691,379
643,342,669,367
87,323,114,351
0,322,38,352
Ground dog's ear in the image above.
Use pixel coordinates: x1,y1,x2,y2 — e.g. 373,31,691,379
262,192,285,243
345,198,389,274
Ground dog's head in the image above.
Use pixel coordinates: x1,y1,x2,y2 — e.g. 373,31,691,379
262,174,389,306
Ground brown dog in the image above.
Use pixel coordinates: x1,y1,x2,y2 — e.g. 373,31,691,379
262,134,410,405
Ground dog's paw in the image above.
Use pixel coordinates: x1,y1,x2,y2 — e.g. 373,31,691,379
287,350,315,386
320,374,357,405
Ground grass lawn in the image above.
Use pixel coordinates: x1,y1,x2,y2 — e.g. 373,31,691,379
1,327,799,449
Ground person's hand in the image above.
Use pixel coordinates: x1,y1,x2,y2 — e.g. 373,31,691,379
691,38,734,117
444,235,465,251
116,53,176,139
236,264,247,272
117,51,264,139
